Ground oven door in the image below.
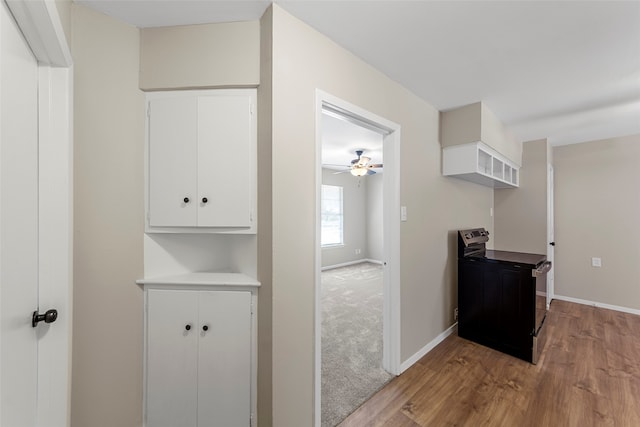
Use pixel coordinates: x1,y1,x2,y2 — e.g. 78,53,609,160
532,261,551,364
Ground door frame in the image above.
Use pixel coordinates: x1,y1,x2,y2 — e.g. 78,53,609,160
5,1,73,425
314,90,401,426
547,163,555,305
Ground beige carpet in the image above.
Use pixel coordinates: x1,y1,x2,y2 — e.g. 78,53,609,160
321,262,393,427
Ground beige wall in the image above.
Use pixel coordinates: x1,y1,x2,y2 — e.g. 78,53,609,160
257,6,273,426
494,139,549,254
554,134,640,311
54,0,71,43
440,102,522,166
71,5,144,427
139,21,260,90
269,5,493,425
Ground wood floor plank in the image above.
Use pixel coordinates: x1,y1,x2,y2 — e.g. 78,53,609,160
339,301,640,427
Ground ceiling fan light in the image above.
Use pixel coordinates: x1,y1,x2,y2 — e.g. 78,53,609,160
351,167,368,177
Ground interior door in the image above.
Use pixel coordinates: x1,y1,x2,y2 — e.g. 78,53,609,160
0,1,40,425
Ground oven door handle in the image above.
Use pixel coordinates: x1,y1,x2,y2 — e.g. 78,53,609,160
532,261,552,277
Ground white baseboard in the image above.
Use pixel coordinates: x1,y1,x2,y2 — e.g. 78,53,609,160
553,294,640,316
321,258,382,271
399,322,458,373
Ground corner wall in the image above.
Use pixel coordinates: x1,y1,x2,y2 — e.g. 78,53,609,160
71,5,144,426
553,134,640,311
269,5,493,425
494,139,549,254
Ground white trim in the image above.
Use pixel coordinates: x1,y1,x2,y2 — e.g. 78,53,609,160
320,258,384,271
553,295,640,316
399,323,458,373
314,90,401,427
6,0,72,67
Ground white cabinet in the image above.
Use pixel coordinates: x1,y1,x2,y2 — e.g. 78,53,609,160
443,142,519,188
146,89,257,232
139,274,259,427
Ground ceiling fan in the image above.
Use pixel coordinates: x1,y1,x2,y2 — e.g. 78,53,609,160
331,150,383,176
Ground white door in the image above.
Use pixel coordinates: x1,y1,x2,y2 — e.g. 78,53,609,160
0,1,40,425
197,291,251,427
197,95,253,227
146,289,199,427
547,163,555,306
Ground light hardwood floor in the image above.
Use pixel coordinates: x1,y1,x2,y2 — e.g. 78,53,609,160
340,300,640,426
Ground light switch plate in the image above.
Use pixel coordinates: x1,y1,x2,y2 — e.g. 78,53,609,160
401,206,407,221
591,257,602,267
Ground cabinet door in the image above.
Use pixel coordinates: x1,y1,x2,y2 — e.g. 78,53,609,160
197,95,253,227
146,290,199,427
197,291,252,427
149,97,198,227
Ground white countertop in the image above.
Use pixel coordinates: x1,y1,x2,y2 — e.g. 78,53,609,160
136,272,260,287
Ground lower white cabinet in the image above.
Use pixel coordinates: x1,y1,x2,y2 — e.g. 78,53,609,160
142,277,258,427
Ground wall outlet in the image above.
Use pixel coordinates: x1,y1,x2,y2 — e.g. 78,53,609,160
592,257,602,267
355,248,361,255
454,307,459,321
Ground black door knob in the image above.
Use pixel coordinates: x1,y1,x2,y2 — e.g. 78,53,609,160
550,242,555,246
32,309,57,327
183,197,190,203
202,197,208,204
202,325,209,332
185,324,192,331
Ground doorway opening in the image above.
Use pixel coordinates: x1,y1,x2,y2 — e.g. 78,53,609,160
314,91,401,426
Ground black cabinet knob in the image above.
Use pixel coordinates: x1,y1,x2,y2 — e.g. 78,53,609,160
183,197,190,203
32,309,58,328
185,324,191,331
202,325,209,332
202,197,208,204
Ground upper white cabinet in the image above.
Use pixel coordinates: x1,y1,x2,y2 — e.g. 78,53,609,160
146,89,257,233
443,142,519,188
440,102,522,189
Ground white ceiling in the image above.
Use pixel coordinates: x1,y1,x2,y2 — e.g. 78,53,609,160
321,113,384,172
78,0,640,154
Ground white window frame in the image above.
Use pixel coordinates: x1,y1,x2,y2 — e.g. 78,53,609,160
320,184,344,247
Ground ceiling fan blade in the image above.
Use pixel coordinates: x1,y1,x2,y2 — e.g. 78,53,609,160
332,170,350,174
367,163,383,168
366,169,376,175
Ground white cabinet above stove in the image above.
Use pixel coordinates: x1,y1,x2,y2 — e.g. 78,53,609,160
443,141,519,188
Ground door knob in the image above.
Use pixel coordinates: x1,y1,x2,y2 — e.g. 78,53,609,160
202,197,208,204
183,197,190,203
550,242,555,246
32,309,57,327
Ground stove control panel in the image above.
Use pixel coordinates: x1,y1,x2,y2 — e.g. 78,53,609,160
459,228,490,247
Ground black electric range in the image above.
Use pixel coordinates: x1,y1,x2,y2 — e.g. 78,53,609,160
457,228,551,364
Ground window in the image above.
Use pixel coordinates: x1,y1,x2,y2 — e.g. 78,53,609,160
321,185,343,246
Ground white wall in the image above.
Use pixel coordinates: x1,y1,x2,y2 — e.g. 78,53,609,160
269,5,494,425
71,5,145,426
553,134,640,311
366,173,384,262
